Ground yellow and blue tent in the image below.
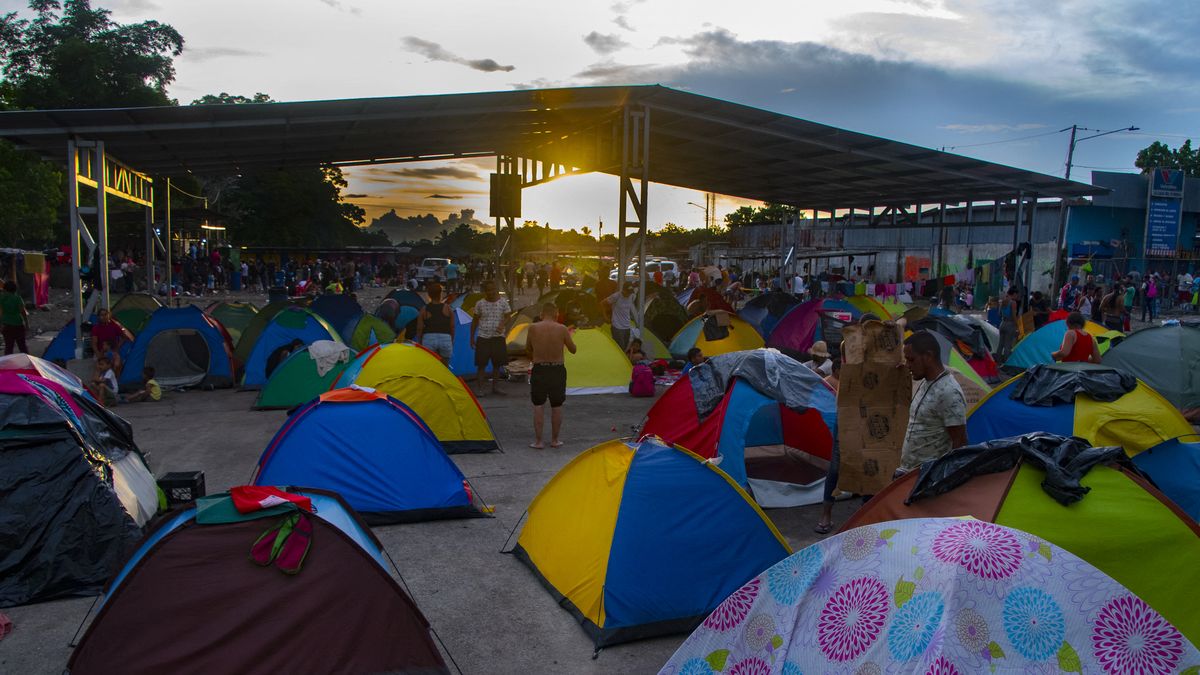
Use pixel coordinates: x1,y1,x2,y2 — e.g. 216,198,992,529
669,312,764,359
512,438,791,648
968,362,1200,518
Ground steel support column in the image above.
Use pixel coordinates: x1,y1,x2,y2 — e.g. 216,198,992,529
93,141,110,312
1012,192,1025,297
495,154,518,298
1024,193,1038,304
166,178,173,303
67,140,84,357
144,188,155,293
617,104,650,332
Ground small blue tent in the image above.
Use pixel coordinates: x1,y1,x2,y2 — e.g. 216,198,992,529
119,306,234,389
310,294,364,341
449,307,493,376
241,307,342,389
252,388,482,523
43,316,131,364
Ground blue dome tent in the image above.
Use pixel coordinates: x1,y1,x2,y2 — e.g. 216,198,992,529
252,387,484,523
241,307,342,389
119,306,235,390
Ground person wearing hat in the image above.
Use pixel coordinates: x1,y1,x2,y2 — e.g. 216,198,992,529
803,340,833,377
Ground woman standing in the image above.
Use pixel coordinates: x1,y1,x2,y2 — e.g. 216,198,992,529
997,286,1019,360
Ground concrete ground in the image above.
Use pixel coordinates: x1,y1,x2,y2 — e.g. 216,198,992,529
0,372,856,675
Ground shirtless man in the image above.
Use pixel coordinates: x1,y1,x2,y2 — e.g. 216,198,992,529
526,302,577,449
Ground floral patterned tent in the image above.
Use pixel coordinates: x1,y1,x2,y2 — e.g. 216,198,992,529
660,518,1198,675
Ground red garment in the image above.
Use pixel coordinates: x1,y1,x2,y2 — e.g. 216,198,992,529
91,320,124,348
230,485,313,514
1062,329,1095,363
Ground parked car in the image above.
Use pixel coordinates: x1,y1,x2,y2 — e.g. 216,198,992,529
415,258,450,282
609,259,679,285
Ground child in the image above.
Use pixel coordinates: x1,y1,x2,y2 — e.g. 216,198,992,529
124,367,161,403
98,339,123,378
89,356,119,406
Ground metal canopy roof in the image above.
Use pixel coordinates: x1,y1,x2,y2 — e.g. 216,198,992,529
0,84,1105,208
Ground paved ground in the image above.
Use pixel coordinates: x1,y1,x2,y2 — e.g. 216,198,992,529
0,367,856,675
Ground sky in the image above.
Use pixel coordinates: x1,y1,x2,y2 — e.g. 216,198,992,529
10,0,1200,232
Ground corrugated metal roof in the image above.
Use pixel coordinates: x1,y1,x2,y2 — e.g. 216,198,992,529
0,85,1105,206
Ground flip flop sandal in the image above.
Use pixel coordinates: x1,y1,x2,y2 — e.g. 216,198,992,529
813,522,834,535
249,514,297,566
274,513,313,575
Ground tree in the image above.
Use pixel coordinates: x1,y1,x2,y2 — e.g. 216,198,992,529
0,0,184,110
723,202,797,227
192,92,271,106
0,0,184,246
1135,139,1199,176
0,138,62,244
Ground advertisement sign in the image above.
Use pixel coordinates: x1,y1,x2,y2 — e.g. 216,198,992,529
1145,168,1185,258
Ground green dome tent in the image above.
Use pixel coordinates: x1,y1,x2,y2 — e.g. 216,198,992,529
254,343,351,410
206,301,259,347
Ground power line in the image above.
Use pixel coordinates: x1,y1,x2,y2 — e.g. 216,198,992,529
942,127,1069,151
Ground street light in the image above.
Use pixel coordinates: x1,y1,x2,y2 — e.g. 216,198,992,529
687,200,709,232
1053,124,1140,288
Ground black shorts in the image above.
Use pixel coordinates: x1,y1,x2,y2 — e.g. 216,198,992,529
475,336,507,370
530,363,567,408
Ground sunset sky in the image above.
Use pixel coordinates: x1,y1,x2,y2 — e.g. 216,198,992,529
11,0,1198,232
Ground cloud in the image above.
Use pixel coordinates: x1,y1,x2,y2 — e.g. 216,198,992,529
939,123,1048,133
184,46,266,62
612,15,635,32
427,194,461,199
365,165,485,181
583,31,628,55
317,0,362,15
574,59,654,81
344,193,372,199
779,87,796,93
401,36,515,72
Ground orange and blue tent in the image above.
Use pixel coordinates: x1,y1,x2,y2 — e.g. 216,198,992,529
334,342,497,453
252,387,483,523
512,438,791,648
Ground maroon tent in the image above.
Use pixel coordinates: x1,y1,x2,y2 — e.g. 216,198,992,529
69,489,448,675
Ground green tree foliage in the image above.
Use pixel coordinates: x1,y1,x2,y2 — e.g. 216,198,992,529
192,93,380,248
433,222,495,256
0,138,62,244
0,0,183,245
192,92,271,106
1135,140,1199,176
0,0,183,109
723,202,797,227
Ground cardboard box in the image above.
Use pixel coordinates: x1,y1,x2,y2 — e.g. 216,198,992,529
836,321,911,494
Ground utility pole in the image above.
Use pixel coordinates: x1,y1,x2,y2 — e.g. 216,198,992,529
1052,124,1139,290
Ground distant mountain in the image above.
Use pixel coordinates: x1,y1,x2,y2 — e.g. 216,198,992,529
367,208,490,243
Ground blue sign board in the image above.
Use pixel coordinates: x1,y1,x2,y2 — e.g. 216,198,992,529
1145,167,1186,258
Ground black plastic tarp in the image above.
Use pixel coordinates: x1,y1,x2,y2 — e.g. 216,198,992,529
911,315,990,357
906,431,1133,506
1009,363,1137,406
0,431,141,607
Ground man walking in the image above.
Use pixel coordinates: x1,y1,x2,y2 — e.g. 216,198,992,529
0,281,29,355
896,332,968,476
471,280,511,396
526,302,576,449
603,282,636,349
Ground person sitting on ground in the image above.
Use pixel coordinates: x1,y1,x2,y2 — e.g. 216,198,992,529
90,307,133,365
803,340,833,377
97,340,123,379
625,338,647,364
680,347,706,375
123,366,162,403
1052,311,1102,364
88,356,119,407
266,338,304,380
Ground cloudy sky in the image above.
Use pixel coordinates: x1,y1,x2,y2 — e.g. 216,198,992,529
22,0,1200,231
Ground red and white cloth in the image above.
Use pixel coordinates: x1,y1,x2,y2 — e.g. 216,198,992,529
230,486,313,514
